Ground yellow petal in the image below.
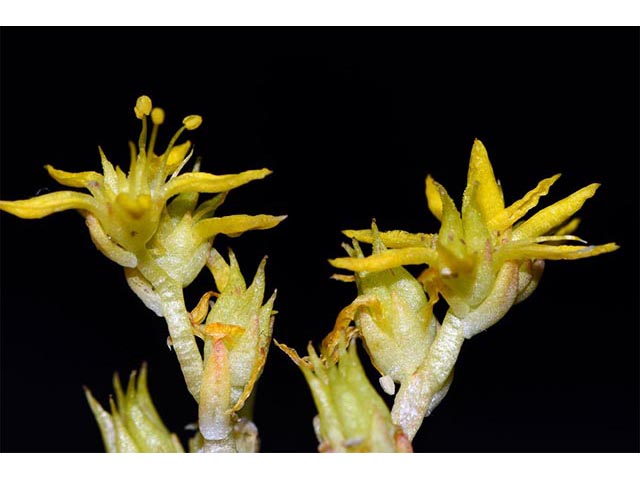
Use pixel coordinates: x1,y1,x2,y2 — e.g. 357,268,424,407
99,147,119,192
0,191,97,219
163,169,272,199
164,141,192,176
45,165,103,189
195,214,287,241
512,183,600,241
230,294,276,413
115,193,152,220
554,218,581,236
330,247,439,273
488,174,561,232
464,139,504,221
206,249,231,292
436,182,466,260
425,175,443,221
343,229,436,248
498,242,619,262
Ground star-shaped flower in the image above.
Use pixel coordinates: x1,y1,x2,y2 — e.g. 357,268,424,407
0,95,281,268
331,139,618,337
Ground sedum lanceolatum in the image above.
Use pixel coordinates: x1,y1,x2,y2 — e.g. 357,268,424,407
277,139,618,450
0,95,285,452
1,95,618,453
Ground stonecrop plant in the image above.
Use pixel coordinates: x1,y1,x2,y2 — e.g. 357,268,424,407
0,95,618,453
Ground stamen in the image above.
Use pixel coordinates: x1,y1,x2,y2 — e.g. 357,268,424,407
134,95,152,119
153,125,188,187
147,108,165,160
132,97,153,195
151,107,165,125
169,149,195,181
183,115,203,130
127,141,137,173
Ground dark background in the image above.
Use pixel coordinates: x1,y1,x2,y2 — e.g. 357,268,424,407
1,28,638,453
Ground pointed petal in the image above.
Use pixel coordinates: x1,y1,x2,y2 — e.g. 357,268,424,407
207,249,231,292
0,191,97,219
464,139,504,220
110,397,140,452
512,183,600,241
554,218,581,236
425,175,443,221
498,242,619,262
436,182,466,260
164,141,192,176
330,247,439,273
194,214,286,241
343,229,436,248
193,192,227,222
231,294,276,413
488,174,561,232
84,387,117,453
163,169,272,199
135,363,167,432
98,147,121,193
45,165,102,189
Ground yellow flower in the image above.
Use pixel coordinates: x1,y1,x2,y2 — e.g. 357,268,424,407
331,139,618,338
0,95,285,405
0,95,275,268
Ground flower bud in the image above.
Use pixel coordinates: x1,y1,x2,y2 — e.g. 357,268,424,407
197,251,276,442
278,335,412,452
342,229,437,386
84,364,183,452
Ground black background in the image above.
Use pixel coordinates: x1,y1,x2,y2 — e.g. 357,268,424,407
1,28,638,453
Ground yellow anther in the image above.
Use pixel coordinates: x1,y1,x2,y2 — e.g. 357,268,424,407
183,115,203,130
151,107,165,125
134,95,152,119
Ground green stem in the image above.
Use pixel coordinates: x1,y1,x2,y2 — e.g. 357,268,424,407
391,311,465,440
136,251,203,401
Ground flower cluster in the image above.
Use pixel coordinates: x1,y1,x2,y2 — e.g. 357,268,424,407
287,139,618,443
0,96,284,452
